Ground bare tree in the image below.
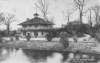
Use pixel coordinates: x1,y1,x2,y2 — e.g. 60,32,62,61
0,13,5,22
35,0,49,20
73,0,86,24
66,12,70,24
63,10,74,24
92,5,100,25
88,8,92,26
3,13,15,35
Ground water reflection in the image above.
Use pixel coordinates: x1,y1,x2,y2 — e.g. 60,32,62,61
0,48,65,63
0,48,99,63
0,48,30,63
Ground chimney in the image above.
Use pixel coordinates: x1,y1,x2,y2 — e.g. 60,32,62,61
34,13,39,17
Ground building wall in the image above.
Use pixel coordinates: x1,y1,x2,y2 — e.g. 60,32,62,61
23,25,52,30
21,25,53,38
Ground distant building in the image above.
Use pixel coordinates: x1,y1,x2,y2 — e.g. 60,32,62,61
19,13,54,37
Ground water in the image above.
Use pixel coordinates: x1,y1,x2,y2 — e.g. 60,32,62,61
0,48,67,63
0,48,31,63
0,47,99,63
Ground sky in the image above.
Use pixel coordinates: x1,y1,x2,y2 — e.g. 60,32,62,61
0,0,99,30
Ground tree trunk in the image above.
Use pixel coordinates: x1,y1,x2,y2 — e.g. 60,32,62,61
7,24,10,36
96,15,98,25
42,11,47,21
89,10,92,26
95,13,99,25
67,16,70,24
80,10,83,24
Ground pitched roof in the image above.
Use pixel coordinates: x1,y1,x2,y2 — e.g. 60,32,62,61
19,17,54,25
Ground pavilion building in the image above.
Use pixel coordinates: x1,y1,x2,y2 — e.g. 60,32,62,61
19,13,54,37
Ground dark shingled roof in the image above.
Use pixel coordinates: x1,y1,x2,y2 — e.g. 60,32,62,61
19,17,54,25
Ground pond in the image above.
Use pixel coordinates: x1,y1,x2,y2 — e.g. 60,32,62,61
0,47,99,63
0,47,68,63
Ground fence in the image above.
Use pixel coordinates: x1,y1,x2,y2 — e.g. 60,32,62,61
69,41,97,51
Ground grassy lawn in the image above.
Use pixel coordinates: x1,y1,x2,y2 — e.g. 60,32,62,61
0,40,63,50
0,39,100,54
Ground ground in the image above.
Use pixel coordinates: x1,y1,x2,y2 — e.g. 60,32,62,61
1,38,63,50
0,36,100,54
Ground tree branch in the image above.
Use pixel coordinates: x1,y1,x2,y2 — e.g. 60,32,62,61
35,0,49,20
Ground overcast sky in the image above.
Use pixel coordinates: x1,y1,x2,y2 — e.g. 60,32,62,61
0,0,99,30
